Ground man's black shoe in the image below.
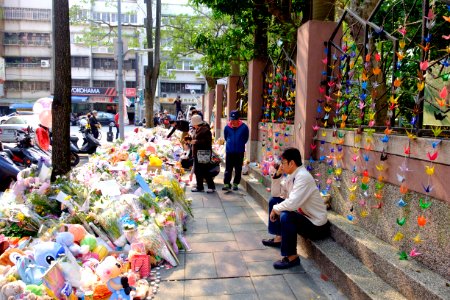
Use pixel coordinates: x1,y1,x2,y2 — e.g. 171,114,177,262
273,256,300,269
261,238,281,248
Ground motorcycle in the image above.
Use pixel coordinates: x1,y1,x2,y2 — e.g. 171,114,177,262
0,142,21,191
70,127,101,166
3,128,51,168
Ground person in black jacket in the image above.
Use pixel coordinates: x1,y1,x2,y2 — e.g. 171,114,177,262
191,115,215,193
89,110,100,139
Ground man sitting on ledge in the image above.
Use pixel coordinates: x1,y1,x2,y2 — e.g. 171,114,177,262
262,147,329,269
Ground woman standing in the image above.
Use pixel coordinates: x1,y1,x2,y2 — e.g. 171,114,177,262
191,115,215,193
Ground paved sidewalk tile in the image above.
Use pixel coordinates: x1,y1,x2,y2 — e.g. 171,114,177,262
185,294,259,300
241,248,281,263
283,273,327,299
185,252,217,279
187,232,236,243
213,251,249,277
252,275,296,300
154,280,184,299
186,218,208,234
234,231,267,251
184,277,255,297
246,260,306,276
189,241,240,253
161,252,185,281
231,223,267,232
192,207,227,219
207,217,232,232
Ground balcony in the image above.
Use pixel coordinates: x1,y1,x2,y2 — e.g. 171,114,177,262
3,39,51,47
6,64,52,81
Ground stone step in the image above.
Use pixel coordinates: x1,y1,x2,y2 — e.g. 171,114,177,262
240,168,449,300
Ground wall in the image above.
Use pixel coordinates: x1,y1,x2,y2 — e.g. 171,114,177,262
314,128,450,279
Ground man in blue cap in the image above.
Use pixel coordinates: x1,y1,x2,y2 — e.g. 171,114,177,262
222,110,249,191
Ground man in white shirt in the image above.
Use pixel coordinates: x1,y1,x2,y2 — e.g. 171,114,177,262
262,148,329,269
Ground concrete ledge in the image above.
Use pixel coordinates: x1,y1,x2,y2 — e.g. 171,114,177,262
241,167,449,300
329,213,450,300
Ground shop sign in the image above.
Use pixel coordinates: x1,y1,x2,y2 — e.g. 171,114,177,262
160,96,199,104
90,96,114,103
71,87,117,96
125,88,136,97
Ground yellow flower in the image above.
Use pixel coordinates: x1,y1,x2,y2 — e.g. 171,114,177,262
17,212,25,222
64,195,72,201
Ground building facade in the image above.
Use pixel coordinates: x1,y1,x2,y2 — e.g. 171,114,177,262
0,0,145,122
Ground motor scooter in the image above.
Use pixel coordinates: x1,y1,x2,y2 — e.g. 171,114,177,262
70,127,101,166
0,142,20,191
3,128,51,168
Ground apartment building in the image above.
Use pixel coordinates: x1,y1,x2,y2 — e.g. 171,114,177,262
158,0,206,116
0,0,145,121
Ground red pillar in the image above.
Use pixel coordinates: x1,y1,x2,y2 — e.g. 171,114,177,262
227,75,239,116
204,90,215,125
215,84,224,138
201,95,205,116
295,20,338,160
247,59,265,161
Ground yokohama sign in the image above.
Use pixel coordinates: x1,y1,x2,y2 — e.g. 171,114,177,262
71,87,117,96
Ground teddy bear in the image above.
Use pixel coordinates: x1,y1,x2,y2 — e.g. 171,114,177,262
1,280,26,300
95,256,134,300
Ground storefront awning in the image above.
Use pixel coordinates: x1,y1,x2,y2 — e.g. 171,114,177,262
71,96,88,104
10,103,33,109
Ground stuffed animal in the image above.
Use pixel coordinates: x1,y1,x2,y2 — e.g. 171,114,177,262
15,255,46,285
33,242,65,269
0,249,25,267
1,280,25,300
56,232,89,257
63,224,88,244
95,256,134,300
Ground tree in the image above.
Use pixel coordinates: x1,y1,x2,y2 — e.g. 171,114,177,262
144,0,161,128
51,0,72,180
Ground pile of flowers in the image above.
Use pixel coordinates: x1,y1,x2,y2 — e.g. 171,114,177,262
0,127,192,299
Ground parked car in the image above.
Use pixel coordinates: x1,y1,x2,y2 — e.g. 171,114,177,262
76,111,115,126
0,111,34,124
0,115,39,143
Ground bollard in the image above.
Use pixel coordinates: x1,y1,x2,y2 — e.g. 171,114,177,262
107,122,114,142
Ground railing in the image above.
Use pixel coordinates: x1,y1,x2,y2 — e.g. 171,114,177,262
6,63,44,68
3,40,51,47
261,47,297,123
320,0,449,136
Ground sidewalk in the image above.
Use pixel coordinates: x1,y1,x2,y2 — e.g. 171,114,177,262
155,175,347,300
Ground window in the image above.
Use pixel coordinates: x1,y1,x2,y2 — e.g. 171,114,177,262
5,81,50,91
160,82,205,94
5,57,49,68
111,13,117,22
93,58,117,70
93,80,115,87
72,79,90,87
101,12,110,22
3,32,51,46
130,14,137,24
3,8,51,21
71,57,90,68
126,81,136,88
183,61,196,71
121,14,130,23
123,59,136,71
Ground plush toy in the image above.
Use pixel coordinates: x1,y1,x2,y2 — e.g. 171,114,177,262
56,232,89,257
1,280,26,300
95,256,134,300
15,255,46,285
33,242,65,269
80,235,97,252
0,249,25,266
63,224,88,244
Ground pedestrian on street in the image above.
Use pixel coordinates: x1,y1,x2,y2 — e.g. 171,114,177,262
190,115,215,193
89,110,100,139
114,112,120,139
174,95,182,117
262,148,329,269
167,119,190,145
222,110,249,191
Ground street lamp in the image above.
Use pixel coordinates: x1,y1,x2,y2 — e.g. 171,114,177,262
117,0,153,139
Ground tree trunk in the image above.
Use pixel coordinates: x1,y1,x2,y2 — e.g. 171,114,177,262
205,76,217,90
51,0,72,181
145,0,161,128
253,0,269,59
312,0,335,21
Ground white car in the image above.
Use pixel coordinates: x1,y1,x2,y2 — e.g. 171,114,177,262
0,111,34,124
0,115,40,143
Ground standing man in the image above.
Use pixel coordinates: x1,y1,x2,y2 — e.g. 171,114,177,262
222,110,249,191
89,110,100,139
262,148,329,269
114,112,120,139
174,95,182,118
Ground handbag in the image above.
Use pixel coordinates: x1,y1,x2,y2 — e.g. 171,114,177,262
197,150,212,164
130,254,151,278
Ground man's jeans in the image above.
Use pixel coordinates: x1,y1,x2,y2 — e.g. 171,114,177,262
268,197,329,257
